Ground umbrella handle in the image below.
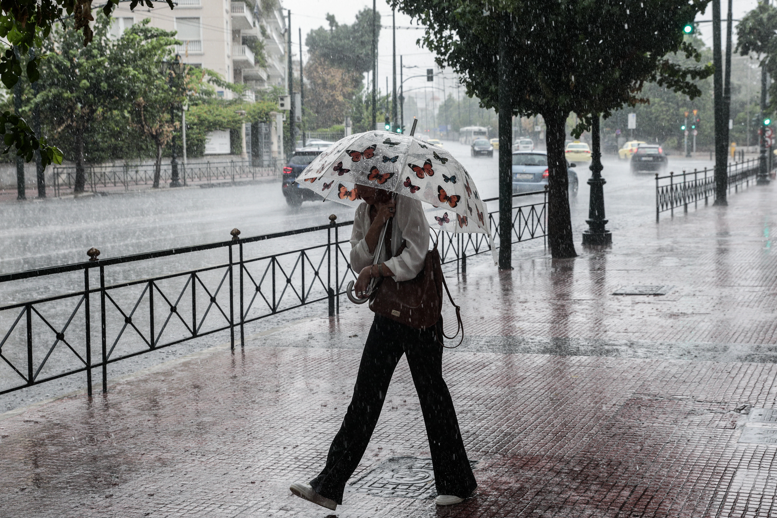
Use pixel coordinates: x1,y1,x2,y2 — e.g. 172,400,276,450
346,280,370,304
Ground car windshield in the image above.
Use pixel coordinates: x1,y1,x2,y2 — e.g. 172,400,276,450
636,147,660,155
519,140,532,145
567,144,588,150
473,139,490,146
289,153,319,165
512,154,548,166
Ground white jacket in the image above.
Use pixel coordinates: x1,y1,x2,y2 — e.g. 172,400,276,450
349,196,429,282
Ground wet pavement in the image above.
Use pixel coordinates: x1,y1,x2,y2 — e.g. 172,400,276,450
1,168,776,517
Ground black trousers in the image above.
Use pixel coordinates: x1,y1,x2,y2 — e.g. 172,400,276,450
310,315,477,504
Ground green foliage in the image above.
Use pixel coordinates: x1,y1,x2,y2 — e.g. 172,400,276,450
737,2,777,116
305,9,380,76
0,0,175,167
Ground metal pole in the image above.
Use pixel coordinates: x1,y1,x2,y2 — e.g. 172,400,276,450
299,27,305,148
392,8,397,131
182,106,187,186
583,115,612,246
723,0,732,155
712,0,727,205
758,66,770,185
14,52,25,200
400,55,404,133
30,48,45,199
288,10,295,158
372,0,377,130
497,14,513,270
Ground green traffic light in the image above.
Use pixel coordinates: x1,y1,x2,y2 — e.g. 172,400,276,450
765,118,772,126
691,124,696,129
683,23,694,35
681,125,686,131
395,127,401,134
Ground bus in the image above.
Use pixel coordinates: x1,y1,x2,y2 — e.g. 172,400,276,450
459,126,489,145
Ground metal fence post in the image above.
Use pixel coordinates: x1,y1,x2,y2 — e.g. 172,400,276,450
26,304,33,386
228,229,239,350
335,222,340,314
84,267,92,397
670,172,674,218
238,232,244,347
328,215,335,317
149,279,155,349
99,263,107,393
191,272,197,336
655,173,659,222
704,168,709,205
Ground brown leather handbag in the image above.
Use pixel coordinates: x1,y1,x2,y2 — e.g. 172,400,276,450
368,220,463,346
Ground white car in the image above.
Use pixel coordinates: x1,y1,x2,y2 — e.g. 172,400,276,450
514,138,534,152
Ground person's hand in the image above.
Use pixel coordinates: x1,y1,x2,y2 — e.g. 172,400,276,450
372,199,396,228
354,266,374,299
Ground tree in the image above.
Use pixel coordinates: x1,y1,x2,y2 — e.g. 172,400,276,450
304,55,361,129
35,13,124,192
736,1,777,113
0,0,173,167
392,0,713,258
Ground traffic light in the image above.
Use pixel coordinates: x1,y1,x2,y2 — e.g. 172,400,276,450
427,68,433,82
384,116,390,131
395,126,402,134
682,22,694,35
695,117,700,128
681,124,686,131
691,121,696,130
765,117,772,126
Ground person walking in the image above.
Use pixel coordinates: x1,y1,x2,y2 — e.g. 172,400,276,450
290,185,477,511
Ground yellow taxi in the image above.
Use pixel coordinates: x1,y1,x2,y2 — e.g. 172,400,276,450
618,140,646,160
565,141,592,163
426,138,443,147
490,138,499,150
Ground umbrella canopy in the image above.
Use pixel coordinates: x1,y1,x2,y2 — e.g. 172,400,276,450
297,130,491,237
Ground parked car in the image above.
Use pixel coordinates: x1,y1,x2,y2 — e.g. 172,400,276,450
512,151,578,197
514,138,534,152
630,145,668,174
426,138,443,147
618,140,646,160
490,138,500,150
282,148,324,206
565,141,592,163
471,138,494,157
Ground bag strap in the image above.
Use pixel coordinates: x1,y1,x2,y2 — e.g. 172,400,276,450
438,264,464,349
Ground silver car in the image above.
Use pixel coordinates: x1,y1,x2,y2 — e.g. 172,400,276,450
512,151,579,196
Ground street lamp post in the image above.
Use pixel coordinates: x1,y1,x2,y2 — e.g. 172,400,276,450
161,54,185,188
582,115,612,246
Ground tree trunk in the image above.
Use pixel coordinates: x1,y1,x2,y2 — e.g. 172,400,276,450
74,129,86,193
153,139,163,189
543,110,577,259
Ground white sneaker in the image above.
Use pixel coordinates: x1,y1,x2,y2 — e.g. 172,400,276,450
289,482,337,511
435,494,465,506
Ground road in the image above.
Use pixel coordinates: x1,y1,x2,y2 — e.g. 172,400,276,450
0,141,716,412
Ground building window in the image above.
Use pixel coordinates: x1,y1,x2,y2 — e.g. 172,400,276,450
175,17,202,54
109,17,134,38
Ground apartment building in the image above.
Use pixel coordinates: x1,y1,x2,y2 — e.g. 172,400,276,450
111,0,287,161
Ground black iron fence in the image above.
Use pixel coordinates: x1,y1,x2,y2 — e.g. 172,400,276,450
655,159,766,221
0,190,547,398
52,160,282,196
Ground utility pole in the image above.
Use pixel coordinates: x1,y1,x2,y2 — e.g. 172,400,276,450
723,0,732,156
386,76,389,118
399,55,404,133
758,67,770,185
299,27,305,147
712,0,727,205
287,10,295,158
684,111,689,157
392,8,397,132
372,0,377,131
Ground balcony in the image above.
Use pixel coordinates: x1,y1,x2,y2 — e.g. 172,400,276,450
231,2,255,31
175,40,202,55
233,44,255,68
244,66,268,82
243,90,256,103
176,0,201,6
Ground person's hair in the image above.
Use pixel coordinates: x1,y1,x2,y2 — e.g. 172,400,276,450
356,185,392,204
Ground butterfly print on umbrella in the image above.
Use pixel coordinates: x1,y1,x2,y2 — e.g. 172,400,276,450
403,177,420,193
382,155,399,163
438,186,461,208
457,214,468,228
333,162,351,176
322,180,333,191
463,177,473,197
368,166,394,185
433,151,448,164
434,212,450,226
408,159,434,179
476,205,484,225
345,145,377,162
442,174,456,184
338,184,358,201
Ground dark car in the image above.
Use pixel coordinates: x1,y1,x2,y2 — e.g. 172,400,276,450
511,151,579,197
471,138,494,158
282,148,323,206
630,145,667,174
